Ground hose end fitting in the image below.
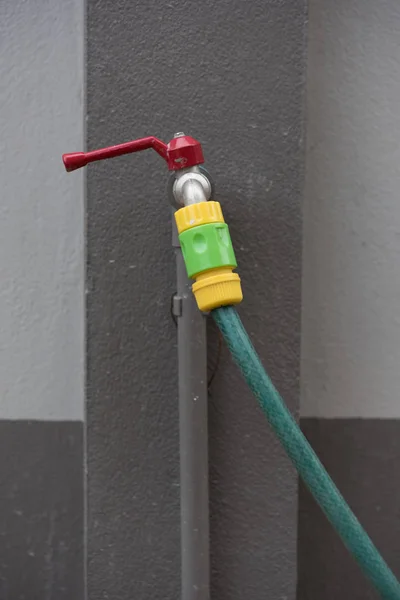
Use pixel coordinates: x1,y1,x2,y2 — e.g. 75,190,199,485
192,269,242,312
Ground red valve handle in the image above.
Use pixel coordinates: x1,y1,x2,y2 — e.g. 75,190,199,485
62,134,204,172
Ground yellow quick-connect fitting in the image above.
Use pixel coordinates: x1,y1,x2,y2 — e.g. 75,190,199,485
175,201,225,234
175,201,243,312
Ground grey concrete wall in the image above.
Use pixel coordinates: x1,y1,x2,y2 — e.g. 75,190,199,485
0,0,84,421
302,0,400,420
13,0,400,597
7,0,400,597
299,1,400,596
0,0,84,597
4,0,399,598
86,1,306,599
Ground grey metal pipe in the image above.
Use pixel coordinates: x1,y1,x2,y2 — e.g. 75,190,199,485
172,217,210,600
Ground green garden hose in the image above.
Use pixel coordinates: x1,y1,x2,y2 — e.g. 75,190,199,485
212,305,400,600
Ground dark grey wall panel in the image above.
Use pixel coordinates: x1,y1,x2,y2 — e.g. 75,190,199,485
0,421,84,599
87,1,305,598
298,418,400,599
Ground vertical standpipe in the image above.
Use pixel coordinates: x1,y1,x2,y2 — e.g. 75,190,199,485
173,220,210,600
171,158,211,600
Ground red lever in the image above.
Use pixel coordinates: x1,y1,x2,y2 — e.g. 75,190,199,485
62,134,204,172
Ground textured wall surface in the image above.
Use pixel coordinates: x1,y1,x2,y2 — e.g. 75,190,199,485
302,0,400,420
87,1,306,599
5,0,399,597
299,1,400,596
0,0,84,597
0,421,84,600
0,0,84,421
298,419,400,600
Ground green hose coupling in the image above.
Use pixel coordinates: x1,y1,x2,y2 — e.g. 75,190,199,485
174,201,243,311
179,222,237,278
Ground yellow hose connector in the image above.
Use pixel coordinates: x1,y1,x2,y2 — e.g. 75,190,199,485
175,201,243,311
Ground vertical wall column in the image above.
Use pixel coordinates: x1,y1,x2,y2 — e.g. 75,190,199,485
87,2,305,599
